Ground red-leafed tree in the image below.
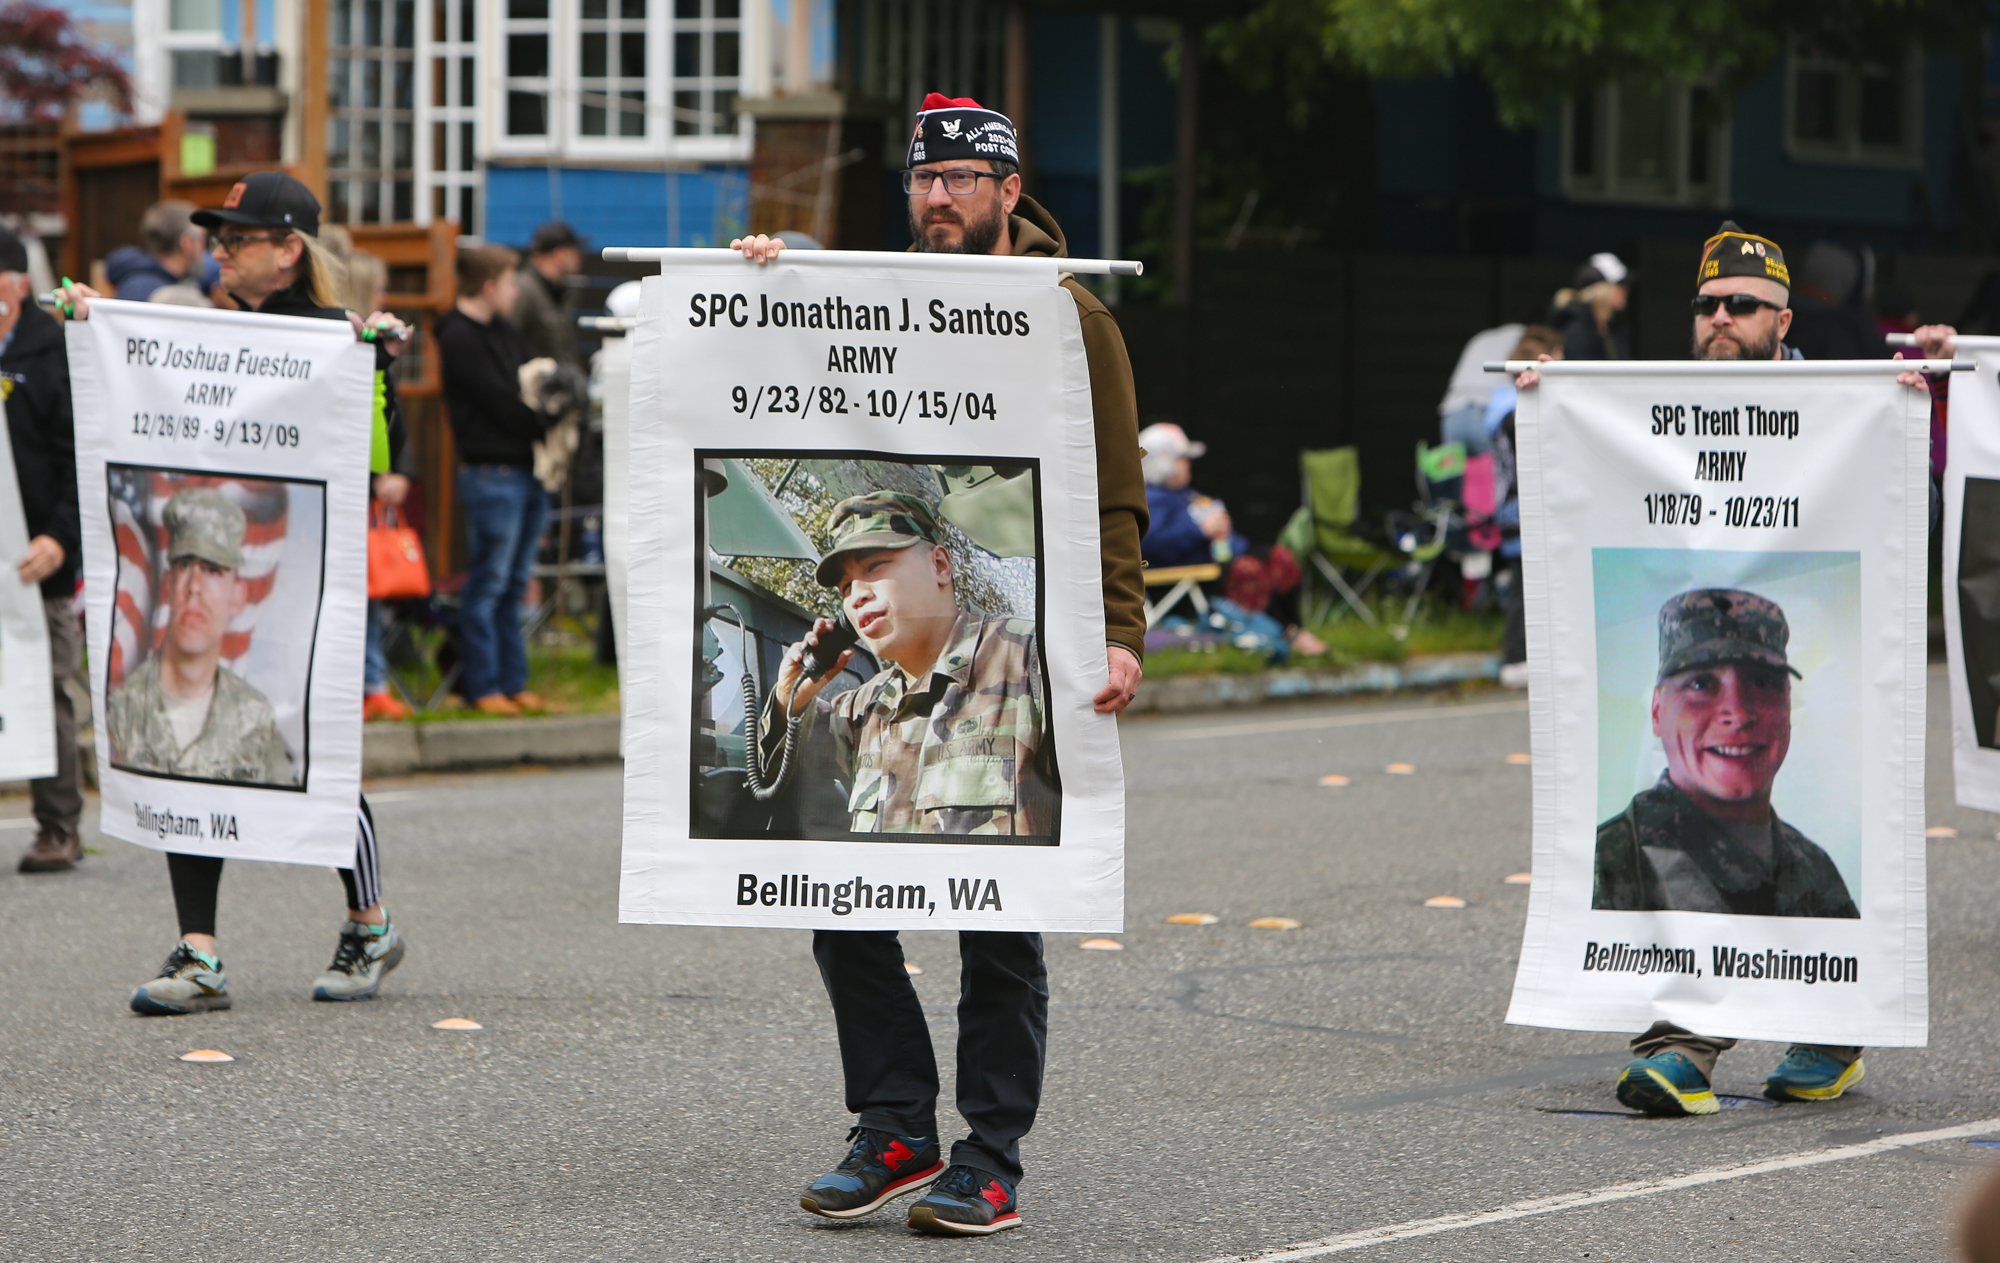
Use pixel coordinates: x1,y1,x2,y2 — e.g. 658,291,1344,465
0,1,134,122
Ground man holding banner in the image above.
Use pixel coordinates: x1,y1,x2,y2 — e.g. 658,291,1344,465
722,93,1145,1234
1509,222,1953,1118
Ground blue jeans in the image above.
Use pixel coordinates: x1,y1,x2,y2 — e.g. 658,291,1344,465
456,464,547,700
364,599,393,692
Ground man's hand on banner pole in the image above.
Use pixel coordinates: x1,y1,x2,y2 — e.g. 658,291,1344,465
1894,324,1958,388
349,310,410,355
1095,645,1142,716
17,536,62,586
1514,353,1555,391
50,280,99,322
729,235,788,264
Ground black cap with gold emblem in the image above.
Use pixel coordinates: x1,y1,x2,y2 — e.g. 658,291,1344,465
1696,220,1789,292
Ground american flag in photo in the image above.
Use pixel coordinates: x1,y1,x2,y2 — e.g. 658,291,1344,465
106,469,289,689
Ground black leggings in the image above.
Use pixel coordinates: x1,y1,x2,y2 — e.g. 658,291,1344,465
166,798,381,937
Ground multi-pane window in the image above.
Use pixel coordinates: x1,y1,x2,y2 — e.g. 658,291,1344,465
504,0,552,136
1787,46,1921,165
581,0,648,137
167,0,227,89
418,0,480,230
329,0,418,223
673,0,741,137
1564,80,1729,206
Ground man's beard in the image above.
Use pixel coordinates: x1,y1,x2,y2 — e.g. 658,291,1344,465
1693,323,1780,361
910,200,1006,255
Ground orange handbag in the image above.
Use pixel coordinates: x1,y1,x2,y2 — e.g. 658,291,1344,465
367,502,432,599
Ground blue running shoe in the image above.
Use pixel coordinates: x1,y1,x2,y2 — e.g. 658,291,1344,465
907,1165,1021,1236
1615,1051,1719,1116
1764,1047,1864,1102
800,1128,943,1220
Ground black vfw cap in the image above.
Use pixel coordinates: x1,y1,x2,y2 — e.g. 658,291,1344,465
192,171,321,237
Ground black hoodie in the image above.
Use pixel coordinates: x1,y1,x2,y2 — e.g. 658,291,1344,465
246,281,407,468
0,302,80,598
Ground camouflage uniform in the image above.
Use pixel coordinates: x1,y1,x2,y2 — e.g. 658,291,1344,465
106,488,299,787
1592,589,1854,918
795,491,1056,837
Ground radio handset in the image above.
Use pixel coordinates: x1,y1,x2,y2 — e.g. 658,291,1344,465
799,614,860,682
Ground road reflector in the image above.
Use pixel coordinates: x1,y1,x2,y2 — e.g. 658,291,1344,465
1167,913,1219,925
1080,938,1124,951
1318,774,1351,786
179,1049,233,1063
1506,752,1532,765
1504,873,1532,885
904,962,924,975
1925,826,1958,838
1385,762,1415,774
431,1018,483,1030
1424,896,1468,908
1248,917,1301,929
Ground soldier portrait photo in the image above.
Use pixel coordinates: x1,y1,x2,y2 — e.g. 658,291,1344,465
105,470,327,790
1592,560,1861,919
691,455,1057,842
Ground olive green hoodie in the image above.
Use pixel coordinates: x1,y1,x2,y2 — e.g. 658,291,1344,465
1004,194,1149,661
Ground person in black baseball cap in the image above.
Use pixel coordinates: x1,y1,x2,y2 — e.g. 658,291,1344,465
54,175,420,1013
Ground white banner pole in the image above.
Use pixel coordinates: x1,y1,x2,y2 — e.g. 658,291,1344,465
602,246,1144,277
1485,359,1970,376
1888,332,2000,349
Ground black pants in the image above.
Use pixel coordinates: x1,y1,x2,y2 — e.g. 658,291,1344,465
813,930,1048,1185
165,798,382,937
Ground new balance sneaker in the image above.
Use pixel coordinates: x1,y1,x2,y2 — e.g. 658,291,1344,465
907,1165,1021,1236
1764,1047,1865,1102
130,942,231,1015
1615,1050,1719,1116
311,918,405,1001
799,1128,943,1220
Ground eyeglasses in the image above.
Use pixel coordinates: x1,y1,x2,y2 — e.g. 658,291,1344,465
210,231,285,255
901,168,1004,196
1691,294,1785,318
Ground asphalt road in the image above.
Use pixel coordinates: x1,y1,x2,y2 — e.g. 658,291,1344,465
4,666,1997,1261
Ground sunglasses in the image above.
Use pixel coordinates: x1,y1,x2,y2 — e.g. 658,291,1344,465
1691,294,1785,318
901,169,1005,196
210,231,286,255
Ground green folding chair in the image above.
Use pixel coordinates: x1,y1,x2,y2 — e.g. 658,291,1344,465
1279,447,1392,625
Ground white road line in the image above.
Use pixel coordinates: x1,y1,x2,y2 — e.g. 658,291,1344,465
1198,1116,2000,1261
1149,699,1529,742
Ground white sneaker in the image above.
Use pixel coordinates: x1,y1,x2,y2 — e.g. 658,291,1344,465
131,941,231,1015
312,918,406,1001
1499,661,1530,689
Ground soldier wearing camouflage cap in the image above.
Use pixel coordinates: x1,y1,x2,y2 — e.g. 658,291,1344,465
773,489,1054,838
107,487,296,788
1595,587,1862,1121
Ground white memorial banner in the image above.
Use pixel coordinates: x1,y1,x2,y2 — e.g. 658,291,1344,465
1505,360,1931,1047
0,412,56,781
1938,337,2000,811
67,300,372,866
620,253,1124,931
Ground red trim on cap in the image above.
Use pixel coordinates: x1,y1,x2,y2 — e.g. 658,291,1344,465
920,93,984,111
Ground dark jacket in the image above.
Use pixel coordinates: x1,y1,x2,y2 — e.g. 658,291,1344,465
1144,483,1246,569
0,303,81,598
1784,293,1887,362
247,281,407,469
433,307,548,468
1593,773,1858,918
1550,299,1629,361
511,264,579,369
1002,196,1150,660
106,246,187,303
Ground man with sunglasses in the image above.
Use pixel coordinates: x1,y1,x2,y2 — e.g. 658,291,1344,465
1517,222,1957,1117
728,94,1148,1235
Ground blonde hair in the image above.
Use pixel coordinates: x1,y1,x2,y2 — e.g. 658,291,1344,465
341,250,386,315
288,230,343,309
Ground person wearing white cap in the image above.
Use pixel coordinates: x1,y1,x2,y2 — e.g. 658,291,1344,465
1549,252,1630,362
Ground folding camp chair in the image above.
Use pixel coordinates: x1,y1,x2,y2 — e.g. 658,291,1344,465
1384,441,1499,626
1279,447,1392,626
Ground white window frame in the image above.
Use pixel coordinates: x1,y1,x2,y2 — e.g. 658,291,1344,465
569,0,655,152
1784,43,1923,169
1561,79,1731,208
417,0,484,229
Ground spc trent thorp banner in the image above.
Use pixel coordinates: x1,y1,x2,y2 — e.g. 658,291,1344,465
619,254,1125,932
67,300,372,867
1506,361,1928,1047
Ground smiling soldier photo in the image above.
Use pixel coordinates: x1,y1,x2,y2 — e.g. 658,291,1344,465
107,486,298,787
1593,588,1857,918
768,490,1055,838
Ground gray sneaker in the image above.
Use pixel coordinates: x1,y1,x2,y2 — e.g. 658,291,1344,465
312,919,405,1001
131,942,231,1015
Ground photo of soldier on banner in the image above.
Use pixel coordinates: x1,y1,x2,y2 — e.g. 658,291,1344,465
694,455,1054,843
66,299,372,868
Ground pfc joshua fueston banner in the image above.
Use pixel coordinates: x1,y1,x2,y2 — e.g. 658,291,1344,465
67,300,372,867
1505,359,1933,1048
619,253,1125,932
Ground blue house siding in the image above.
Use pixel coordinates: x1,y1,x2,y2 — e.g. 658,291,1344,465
484,165,750,250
